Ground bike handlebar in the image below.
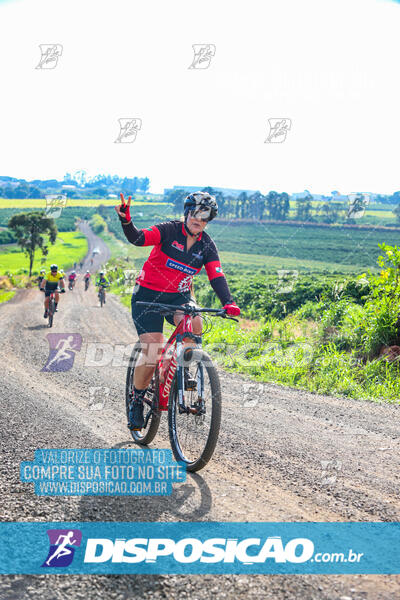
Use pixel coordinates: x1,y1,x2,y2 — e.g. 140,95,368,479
135,301,239,322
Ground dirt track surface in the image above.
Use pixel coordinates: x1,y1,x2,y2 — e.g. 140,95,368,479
0,230,399,599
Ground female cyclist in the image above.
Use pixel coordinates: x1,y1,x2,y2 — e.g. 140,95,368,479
115,191,240,430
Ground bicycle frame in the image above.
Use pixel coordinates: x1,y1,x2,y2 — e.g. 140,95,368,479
158,313,198,411
134,300,237,413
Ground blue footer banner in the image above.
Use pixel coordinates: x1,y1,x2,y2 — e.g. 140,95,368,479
0,522,399,574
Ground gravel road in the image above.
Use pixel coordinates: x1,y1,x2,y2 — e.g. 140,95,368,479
0,228,399,599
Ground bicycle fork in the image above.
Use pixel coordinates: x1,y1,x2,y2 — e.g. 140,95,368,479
176,337,205,415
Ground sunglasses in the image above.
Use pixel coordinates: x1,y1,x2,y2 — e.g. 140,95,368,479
189,210,210,223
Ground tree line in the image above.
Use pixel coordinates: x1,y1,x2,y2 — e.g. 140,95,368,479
165,188,353,223
0,173,151,199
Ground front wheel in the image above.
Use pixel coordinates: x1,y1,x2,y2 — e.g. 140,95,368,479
168,348,221,472
125,342,161,445
48,297,55,328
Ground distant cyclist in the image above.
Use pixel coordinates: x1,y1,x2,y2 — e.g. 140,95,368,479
83,270,91,290
40,264,65,318
95,271,110,303
36,269,46,289
68,270,77,290
115,191,240,430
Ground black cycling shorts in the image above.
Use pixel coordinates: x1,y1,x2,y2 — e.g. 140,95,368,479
131,285,191,336
44,283,60,297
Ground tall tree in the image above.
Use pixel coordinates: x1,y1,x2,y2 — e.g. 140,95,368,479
393,203,400,224
279,192,290,220
266,191,279,219
295,193,314,221
165,189,187,215
237,192,248,219
8,211,57,276
249,191,265,220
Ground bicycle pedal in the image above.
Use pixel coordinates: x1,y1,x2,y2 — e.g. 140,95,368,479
185,378,197,391
190,402,205,415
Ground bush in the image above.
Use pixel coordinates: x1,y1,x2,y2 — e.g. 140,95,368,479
90,213,107,234
0,229,15,244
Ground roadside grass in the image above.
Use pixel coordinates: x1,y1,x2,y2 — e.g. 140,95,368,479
0,231,88,275
0,290,15,303
201,316,400,404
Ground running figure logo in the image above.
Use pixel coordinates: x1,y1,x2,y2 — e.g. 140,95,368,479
42,529,82,568
347,193,370,219
45,194,67,219
265,118,292,143
41,333,82,372
114,118,142,143
188,44,216,69
36,44,63,69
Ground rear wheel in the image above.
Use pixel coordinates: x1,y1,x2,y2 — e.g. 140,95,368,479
168,348,221,472
125,342,161,445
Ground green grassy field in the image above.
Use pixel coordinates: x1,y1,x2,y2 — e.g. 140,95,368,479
0,231,88,275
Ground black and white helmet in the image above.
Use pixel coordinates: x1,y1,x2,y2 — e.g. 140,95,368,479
184,191,218,222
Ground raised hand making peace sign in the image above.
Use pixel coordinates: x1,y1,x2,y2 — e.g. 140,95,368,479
115,193,132,223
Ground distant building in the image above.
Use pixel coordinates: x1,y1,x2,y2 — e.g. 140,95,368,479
164,186,257,198
108,193,118,199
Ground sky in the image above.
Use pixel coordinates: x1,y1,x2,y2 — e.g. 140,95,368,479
0,0,399,195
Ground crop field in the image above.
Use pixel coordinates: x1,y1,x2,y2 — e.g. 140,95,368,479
0,197,163,209
0,231,88,275
281,201,399,226
206,222,399,270
102,212,397,274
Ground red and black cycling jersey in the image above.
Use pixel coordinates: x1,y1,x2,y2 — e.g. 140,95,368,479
121,219,233,305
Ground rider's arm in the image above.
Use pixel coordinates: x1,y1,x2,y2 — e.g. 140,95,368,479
40,278,47,289
119,220,171,247
202,236,234,306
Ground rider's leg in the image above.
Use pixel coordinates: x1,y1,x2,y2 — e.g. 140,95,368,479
133,332,164,390
43,292,50,317
173,314,203,346
54,291,60,311
128,332,163,430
